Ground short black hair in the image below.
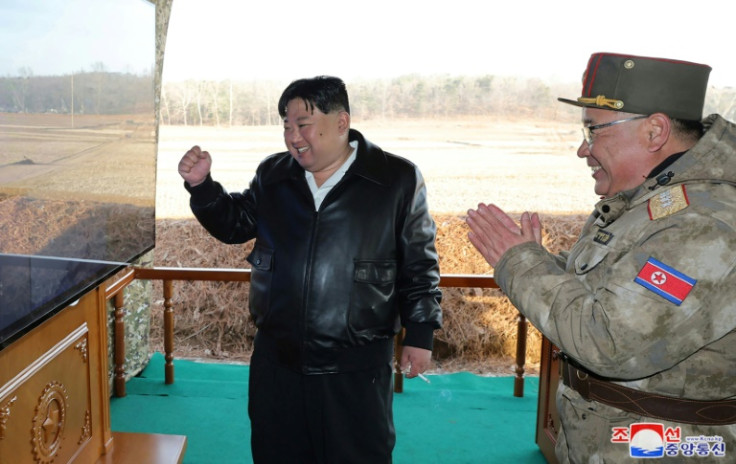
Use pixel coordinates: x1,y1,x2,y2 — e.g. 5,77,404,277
671,118,705,143
278,76,350,118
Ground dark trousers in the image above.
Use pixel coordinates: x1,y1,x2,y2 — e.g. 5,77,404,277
248,352,395,464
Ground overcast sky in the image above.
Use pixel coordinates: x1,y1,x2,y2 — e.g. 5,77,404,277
0,0,154,76
162,0,736,88
1,0,733,90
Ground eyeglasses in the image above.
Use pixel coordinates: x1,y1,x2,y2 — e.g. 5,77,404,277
582,115,648,147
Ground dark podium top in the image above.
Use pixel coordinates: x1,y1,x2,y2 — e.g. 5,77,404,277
0,253,123,350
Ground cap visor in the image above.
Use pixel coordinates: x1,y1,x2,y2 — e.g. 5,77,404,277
557,97,585,107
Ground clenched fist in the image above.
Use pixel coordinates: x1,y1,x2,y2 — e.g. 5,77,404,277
178,145,212,187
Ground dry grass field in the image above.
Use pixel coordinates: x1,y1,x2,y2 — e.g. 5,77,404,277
156,117,597,219
0,114,594,375
0,112,156,203
0,112,156,262
152,118,593,374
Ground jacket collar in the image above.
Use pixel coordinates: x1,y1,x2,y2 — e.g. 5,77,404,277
346,129,391,186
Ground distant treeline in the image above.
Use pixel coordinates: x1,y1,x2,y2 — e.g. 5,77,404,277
4,72,733,124
0,71,154,115
161,75,586,126
160,75,736,127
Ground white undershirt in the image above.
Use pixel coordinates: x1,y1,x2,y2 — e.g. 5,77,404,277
305,140,358,210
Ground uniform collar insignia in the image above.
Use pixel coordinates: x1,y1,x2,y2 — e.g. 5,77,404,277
593,230,614,245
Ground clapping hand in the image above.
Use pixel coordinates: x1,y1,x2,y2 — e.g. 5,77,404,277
466,203,542,267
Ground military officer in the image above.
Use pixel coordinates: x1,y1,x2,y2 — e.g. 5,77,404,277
467,52,736,462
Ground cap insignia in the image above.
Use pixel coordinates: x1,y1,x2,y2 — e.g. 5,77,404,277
577,95,624,110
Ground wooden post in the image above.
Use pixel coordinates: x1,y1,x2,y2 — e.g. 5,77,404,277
163,279,175,385
514,312,528,397
114,292,126,397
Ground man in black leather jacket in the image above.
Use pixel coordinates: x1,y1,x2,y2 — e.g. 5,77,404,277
178,76,442,463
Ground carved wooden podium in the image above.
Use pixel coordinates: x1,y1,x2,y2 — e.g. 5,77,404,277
0,282,186,464
535,336,561,464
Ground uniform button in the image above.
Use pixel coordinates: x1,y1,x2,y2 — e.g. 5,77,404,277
580,264,588,270
256,258,262,265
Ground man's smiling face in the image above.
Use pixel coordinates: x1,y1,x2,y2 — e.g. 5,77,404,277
282,98,349,175
578,108,650,198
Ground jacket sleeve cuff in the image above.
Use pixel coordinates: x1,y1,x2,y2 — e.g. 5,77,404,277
184,174,219,205
401,322,435,350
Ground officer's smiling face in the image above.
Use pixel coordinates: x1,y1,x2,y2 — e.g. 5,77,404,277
578,108,650,198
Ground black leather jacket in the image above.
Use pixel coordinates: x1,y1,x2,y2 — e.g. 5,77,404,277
186,129,442,374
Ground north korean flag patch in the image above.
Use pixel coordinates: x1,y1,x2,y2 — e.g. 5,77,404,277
634,257,696,306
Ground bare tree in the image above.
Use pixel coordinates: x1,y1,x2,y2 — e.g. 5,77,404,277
229,79,233,127
161,85,171,125
175,81,194,125
7,66,33,112
91,61,107,114
209,81,221,126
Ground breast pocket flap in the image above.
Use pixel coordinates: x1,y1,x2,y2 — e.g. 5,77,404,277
574,244,608,275
354,261,397,283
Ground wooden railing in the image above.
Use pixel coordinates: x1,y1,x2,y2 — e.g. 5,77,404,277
105,268,528,399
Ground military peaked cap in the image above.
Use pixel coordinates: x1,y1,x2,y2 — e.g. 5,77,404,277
558,52,712,120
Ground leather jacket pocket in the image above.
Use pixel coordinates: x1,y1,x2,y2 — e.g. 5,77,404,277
246,245,274,326
348,260,399,336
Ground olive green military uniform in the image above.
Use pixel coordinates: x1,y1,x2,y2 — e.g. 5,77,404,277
495,114,736,462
